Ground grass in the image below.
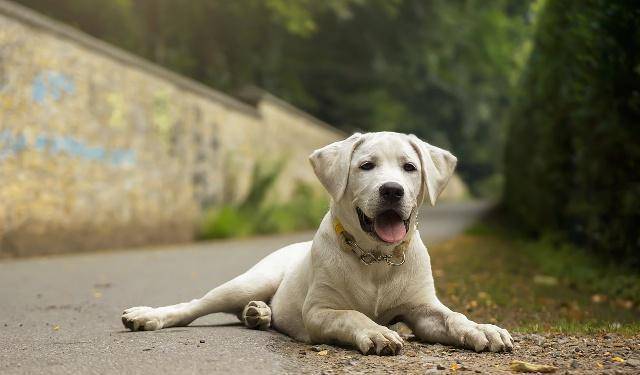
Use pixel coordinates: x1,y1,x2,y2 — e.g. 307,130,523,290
430,222,640,336
514,321,640,336
198,162,328,239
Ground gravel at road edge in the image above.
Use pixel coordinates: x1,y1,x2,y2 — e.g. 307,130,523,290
272,332,640,374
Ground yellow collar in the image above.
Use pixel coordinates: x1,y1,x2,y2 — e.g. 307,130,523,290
333,218,410,266
333,219,347,238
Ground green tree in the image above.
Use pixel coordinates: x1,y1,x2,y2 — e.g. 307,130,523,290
17,0,534,195
504,0,640,265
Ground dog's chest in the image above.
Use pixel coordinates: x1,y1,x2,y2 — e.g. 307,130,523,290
346,268,405,322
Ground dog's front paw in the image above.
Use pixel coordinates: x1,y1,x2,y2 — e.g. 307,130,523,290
355,326,404,356
121,306,164,331
459,323,513,352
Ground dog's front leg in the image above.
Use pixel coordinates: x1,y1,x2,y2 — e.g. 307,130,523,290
304,307,403,355
404,302,513,352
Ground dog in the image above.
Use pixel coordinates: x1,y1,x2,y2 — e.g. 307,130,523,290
122,132,513,355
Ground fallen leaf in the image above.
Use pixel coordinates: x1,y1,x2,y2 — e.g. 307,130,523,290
451,363,461,371
533,275,558,286
612,356,625,363
596,362,604,369
52,325,60,331
615,299,633,309
510,360,557,373
317,350,328,356
93,290,102,299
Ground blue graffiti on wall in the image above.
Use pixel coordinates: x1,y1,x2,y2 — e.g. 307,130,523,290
0,130,136,166
0,130,27,157
32,70,75,104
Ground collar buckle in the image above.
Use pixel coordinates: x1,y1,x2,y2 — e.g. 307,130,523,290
385,251,405,266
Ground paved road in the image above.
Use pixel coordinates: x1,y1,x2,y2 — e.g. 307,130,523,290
0,201,491,374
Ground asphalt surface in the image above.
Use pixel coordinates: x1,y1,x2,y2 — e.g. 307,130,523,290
0,201,491,374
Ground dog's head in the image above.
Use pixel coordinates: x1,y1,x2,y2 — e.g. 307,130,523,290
310,132,457,246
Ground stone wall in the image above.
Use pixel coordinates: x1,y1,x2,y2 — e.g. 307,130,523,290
0,1,344,256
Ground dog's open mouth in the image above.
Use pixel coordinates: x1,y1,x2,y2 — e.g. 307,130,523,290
356,207,410,244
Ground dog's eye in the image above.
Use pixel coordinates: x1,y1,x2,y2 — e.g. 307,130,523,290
360,161,375,171
403,162,417,172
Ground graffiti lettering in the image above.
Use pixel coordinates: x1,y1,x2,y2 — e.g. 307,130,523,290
31,70,75,104
0,130,136,166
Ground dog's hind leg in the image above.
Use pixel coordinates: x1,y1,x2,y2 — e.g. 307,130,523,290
122,243,305,331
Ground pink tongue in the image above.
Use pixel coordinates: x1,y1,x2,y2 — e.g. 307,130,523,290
373,211,407,243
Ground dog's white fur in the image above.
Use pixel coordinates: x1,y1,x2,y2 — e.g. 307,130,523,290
122,132,513,355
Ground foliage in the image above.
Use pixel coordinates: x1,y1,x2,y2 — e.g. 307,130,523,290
436,223,640,334
198,163,328,239
16,0,535,196
503,0,640,265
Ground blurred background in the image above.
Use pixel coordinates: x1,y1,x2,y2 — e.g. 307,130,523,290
0,0,639,340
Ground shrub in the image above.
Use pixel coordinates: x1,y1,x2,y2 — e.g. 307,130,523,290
504,0,640,266
198,163,328,239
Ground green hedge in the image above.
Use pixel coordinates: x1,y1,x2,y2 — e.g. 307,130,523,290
504,0,640,266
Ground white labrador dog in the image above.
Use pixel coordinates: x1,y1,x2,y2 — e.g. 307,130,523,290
122,132,513,355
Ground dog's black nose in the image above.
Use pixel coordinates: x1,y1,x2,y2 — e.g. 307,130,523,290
379,182,404,202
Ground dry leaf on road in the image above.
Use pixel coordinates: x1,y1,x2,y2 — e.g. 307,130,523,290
510,360,557,373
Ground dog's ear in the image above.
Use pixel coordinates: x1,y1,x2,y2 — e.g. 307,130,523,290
407,134,457,206
309,133,363,201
